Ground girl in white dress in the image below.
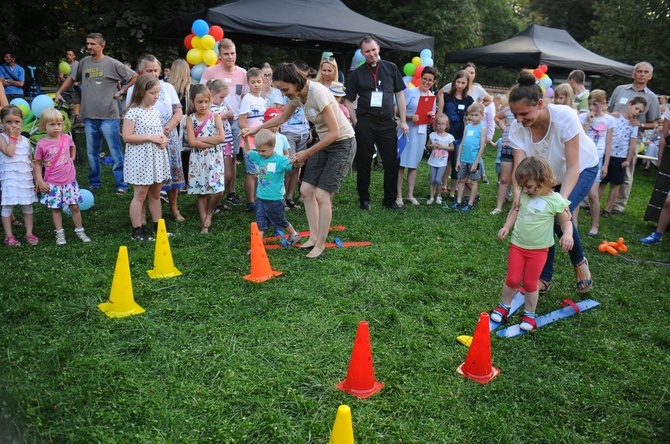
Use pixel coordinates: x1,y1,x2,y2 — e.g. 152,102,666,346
122,74,170,241
0,105,38,246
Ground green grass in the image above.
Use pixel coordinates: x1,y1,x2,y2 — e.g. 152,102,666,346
1,144,669,443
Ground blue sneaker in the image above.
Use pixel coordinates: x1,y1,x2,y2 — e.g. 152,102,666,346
449,202,462,210
460,204,474,212
640,232,663,245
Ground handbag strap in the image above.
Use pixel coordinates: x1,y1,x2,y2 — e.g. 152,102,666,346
43,136,68,183
194,112,213,138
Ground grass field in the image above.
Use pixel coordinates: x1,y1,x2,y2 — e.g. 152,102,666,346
1,142,669,443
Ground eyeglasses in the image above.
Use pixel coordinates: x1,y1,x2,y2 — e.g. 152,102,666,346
263,74,272,78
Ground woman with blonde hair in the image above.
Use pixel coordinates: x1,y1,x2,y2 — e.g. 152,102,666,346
315,57,339,89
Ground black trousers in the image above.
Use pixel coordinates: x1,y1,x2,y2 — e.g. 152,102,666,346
354,115,399,206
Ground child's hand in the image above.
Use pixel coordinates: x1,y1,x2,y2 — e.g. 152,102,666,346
601,165,608,178
559,234,574,252
455,161,461,171
470,163,478,173
498,227,509,241
36,180,50,193
154,134,168,148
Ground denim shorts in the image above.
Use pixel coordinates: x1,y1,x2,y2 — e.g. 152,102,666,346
256,198,290,232
456,163,482,180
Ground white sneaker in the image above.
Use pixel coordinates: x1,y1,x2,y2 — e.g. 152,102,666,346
436,196,443,205
286,232,301,246
75,229,91,243
395,198,404,207
55,230,66,245
426,198,434,205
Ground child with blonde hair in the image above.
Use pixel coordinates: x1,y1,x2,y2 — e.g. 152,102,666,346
553,84,575,110
0,105,38,246
574,89,615,236
242,129,300,244
34,108,91,244
449,102,486,211
490,157,573,331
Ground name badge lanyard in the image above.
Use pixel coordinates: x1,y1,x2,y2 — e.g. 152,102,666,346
366,63,381,91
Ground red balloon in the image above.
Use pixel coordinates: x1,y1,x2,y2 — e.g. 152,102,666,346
540,64,548,73
184,34,195,50
414,65,425,79
533,68,543,79
209,25,224,41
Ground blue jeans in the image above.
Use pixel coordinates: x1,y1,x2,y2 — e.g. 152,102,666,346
540,165,598,282
85,119,127,190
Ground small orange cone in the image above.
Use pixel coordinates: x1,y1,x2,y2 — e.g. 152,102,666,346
147,219,182,279
328,405,354,444
243,222,282,282
457,312,500,384
98,246,145,318
337,321,384,398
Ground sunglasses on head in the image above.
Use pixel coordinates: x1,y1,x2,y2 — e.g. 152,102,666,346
322,56,336,62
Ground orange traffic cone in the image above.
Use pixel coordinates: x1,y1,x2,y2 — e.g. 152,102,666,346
457,312,500,384
98,246,145,318
243,222,282,283
337,321,384,399
147,219,182,279
328,405,354,444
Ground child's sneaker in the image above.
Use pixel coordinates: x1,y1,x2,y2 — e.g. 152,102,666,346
449,202,462,210
435,196,442,205
286,232,301,246
131,226,153,242
460,204,474,212
426,197,434,205
75,228,91,243
520,315,537,331
55,230,67,245
640,232,663,245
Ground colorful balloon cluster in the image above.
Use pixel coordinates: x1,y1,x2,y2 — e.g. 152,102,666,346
10,95,54,121
401,48,434,89
532,65,554,98
183,19,225,81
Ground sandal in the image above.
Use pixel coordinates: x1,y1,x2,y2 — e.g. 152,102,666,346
4,236,21,247
490,208,502,215
490,306,510,323
171,211,185,222
25,234,39,246
574,258,593,293
519,315,538,331
538,279,552,295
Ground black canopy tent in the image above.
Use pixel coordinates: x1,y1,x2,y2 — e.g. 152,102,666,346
153,0,434,53
445,24,633,77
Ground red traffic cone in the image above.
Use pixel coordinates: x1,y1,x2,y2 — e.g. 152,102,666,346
243,222,282,283
337,321,384,399
457,312,500,384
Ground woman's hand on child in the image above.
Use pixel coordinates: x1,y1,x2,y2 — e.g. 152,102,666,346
239,127,257,138
559,234,574,252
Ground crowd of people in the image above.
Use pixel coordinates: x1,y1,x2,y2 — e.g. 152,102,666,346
1,33,669,327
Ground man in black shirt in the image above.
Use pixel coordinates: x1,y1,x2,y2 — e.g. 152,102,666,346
345,36,408,210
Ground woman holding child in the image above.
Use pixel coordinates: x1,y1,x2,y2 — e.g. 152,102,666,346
507,71,599,294
240,63,355,259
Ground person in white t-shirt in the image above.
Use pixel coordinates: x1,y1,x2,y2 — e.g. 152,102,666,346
507,71,598,295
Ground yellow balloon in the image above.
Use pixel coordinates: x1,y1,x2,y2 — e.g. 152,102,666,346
186,48,204,66
203,49,218,66
191,36,202,50
412,56,422,66
201,35,216,50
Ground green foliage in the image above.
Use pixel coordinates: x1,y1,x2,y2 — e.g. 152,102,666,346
518,0,596,42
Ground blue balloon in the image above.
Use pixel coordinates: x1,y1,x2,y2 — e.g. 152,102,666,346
190,63,207,82
79,189,94,211
421,57,434,67
31,94,55,119
192,19,210,37
10,97,29,109
420,48,432,59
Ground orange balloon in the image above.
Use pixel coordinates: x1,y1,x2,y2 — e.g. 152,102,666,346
606,246,618,256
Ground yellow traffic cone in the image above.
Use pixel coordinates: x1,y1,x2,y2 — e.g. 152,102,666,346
147,219,182,279
98,246,145,318
328,405,354,444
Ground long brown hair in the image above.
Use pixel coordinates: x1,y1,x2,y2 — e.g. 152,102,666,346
126,74,159,110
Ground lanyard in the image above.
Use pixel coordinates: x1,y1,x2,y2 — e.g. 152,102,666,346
366,63,380,91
